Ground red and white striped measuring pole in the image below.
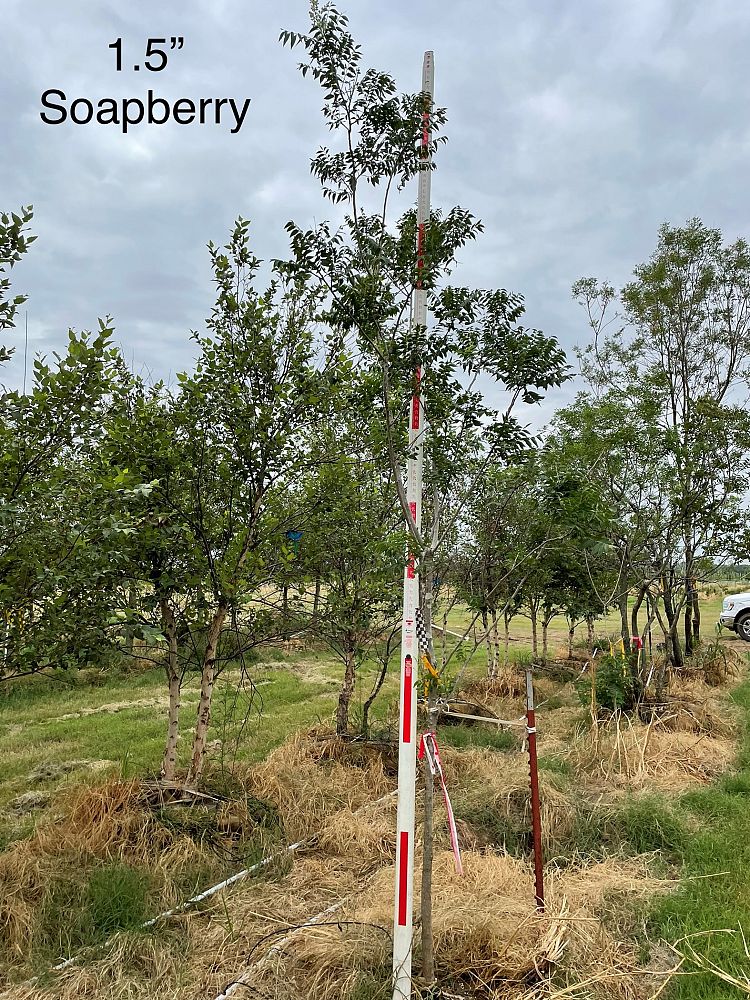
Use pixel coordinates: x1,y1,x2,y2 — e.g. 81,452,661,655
392,50,434,1000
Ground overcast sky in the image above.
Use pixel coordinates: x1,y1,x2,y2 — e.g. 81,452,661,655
2,0,749,424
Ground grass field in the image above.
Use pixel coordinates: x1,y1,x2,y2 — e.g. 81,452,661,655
1,588,749,997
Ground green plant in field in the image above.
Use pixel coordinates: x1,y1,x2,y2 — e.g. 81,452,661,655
348,968,391,1000
437,724,515,752
86,862,151,936
576,652,640,712
33,862,151,963
611,796,686,859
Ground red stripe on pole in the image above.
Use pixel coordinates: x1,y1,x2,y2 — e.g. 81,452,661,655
411,395,420,429
397,831,409,925
403,656,413,743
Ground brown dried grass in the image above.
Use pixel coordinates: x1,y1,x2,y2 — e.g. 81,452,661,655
0,779,212,965
2,931,188,1000
282,851,669,1000
464,666,527,701
443,748,577,853
316,796,397,864
658,675,738,738
244,730,394,842
187,855,368,1000
564,715,736,792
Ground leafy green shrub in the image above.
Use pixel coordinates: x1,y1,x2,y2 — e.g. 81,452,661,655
576,653,640,712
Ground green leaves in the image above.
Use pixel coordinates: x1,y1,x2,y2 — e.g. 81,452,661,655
0,204,35,339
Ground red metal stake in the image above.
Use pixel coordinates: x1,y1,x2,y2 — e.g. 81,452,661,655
525,669,544,911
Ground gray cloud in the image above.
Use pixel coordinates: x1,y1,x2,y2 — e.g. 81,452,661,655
2,0,749,427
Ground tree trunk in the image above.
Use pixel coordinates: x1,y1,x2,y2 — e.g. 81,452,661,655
159,598,181,782
618,591,630,653
186,604,227,785
691,578,701,644
312,576,321,623
631,584,646,641
503,610,510,664
542,622,549,664
481,607,493,675
125,581,138,657
567,620,575,660
336,638,356,736
362,638,392,736
530,607,538,657
490,608,501,679
420,702,436,984
587,615,594,653
420,536,438,984
662,580,684,672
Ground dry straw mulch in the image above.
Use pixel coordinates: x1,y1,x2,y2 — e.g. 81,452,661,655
267,850,671,1000
244,730,396,842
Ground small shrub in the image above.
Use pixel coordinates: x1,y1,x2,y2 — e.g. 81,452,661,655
576,653,640,713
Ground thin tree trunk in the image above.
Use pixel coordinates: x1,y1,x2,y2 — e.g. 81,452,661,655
159,598,181,783
542,621,549,664
420,527,438,983
568,619,575,660
362,638,392,736
503,610,510,664
631,584,646,640
421,707,436,983
336,638,356,736
618,591,630,653
530,607,538,657
662,580,684,672
490,607,501,679
691,577,701,644
587,615,594,653
312,576,321,623
442,609,448,669
187,604,227,785
126,581,138,657
481,607,493,675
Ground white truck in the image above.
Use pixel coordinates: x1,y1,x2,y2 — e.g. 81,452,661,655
720,592,750,640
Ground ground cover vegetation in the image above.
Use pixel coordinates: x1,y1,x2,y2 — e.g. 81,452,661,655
2,3,750,998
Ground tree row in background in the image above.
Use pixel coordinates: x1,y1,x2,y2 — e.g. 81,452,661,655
2,4,750,784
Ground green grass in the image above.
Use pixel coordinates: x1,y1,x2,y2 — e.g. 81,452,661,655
0,647,403,845
438,724,517,752
32,861,153,966
647,677,750,997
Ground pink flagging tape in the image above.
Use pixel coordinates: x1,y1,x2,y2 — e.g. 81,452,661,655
418,732,463,875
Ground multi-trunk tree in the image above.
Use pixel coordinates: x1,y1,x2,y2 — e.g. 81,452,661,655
570,219,750,666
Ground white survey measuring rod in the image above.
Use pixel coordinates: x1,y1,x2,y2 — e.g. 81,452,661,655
392,49,434,1000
